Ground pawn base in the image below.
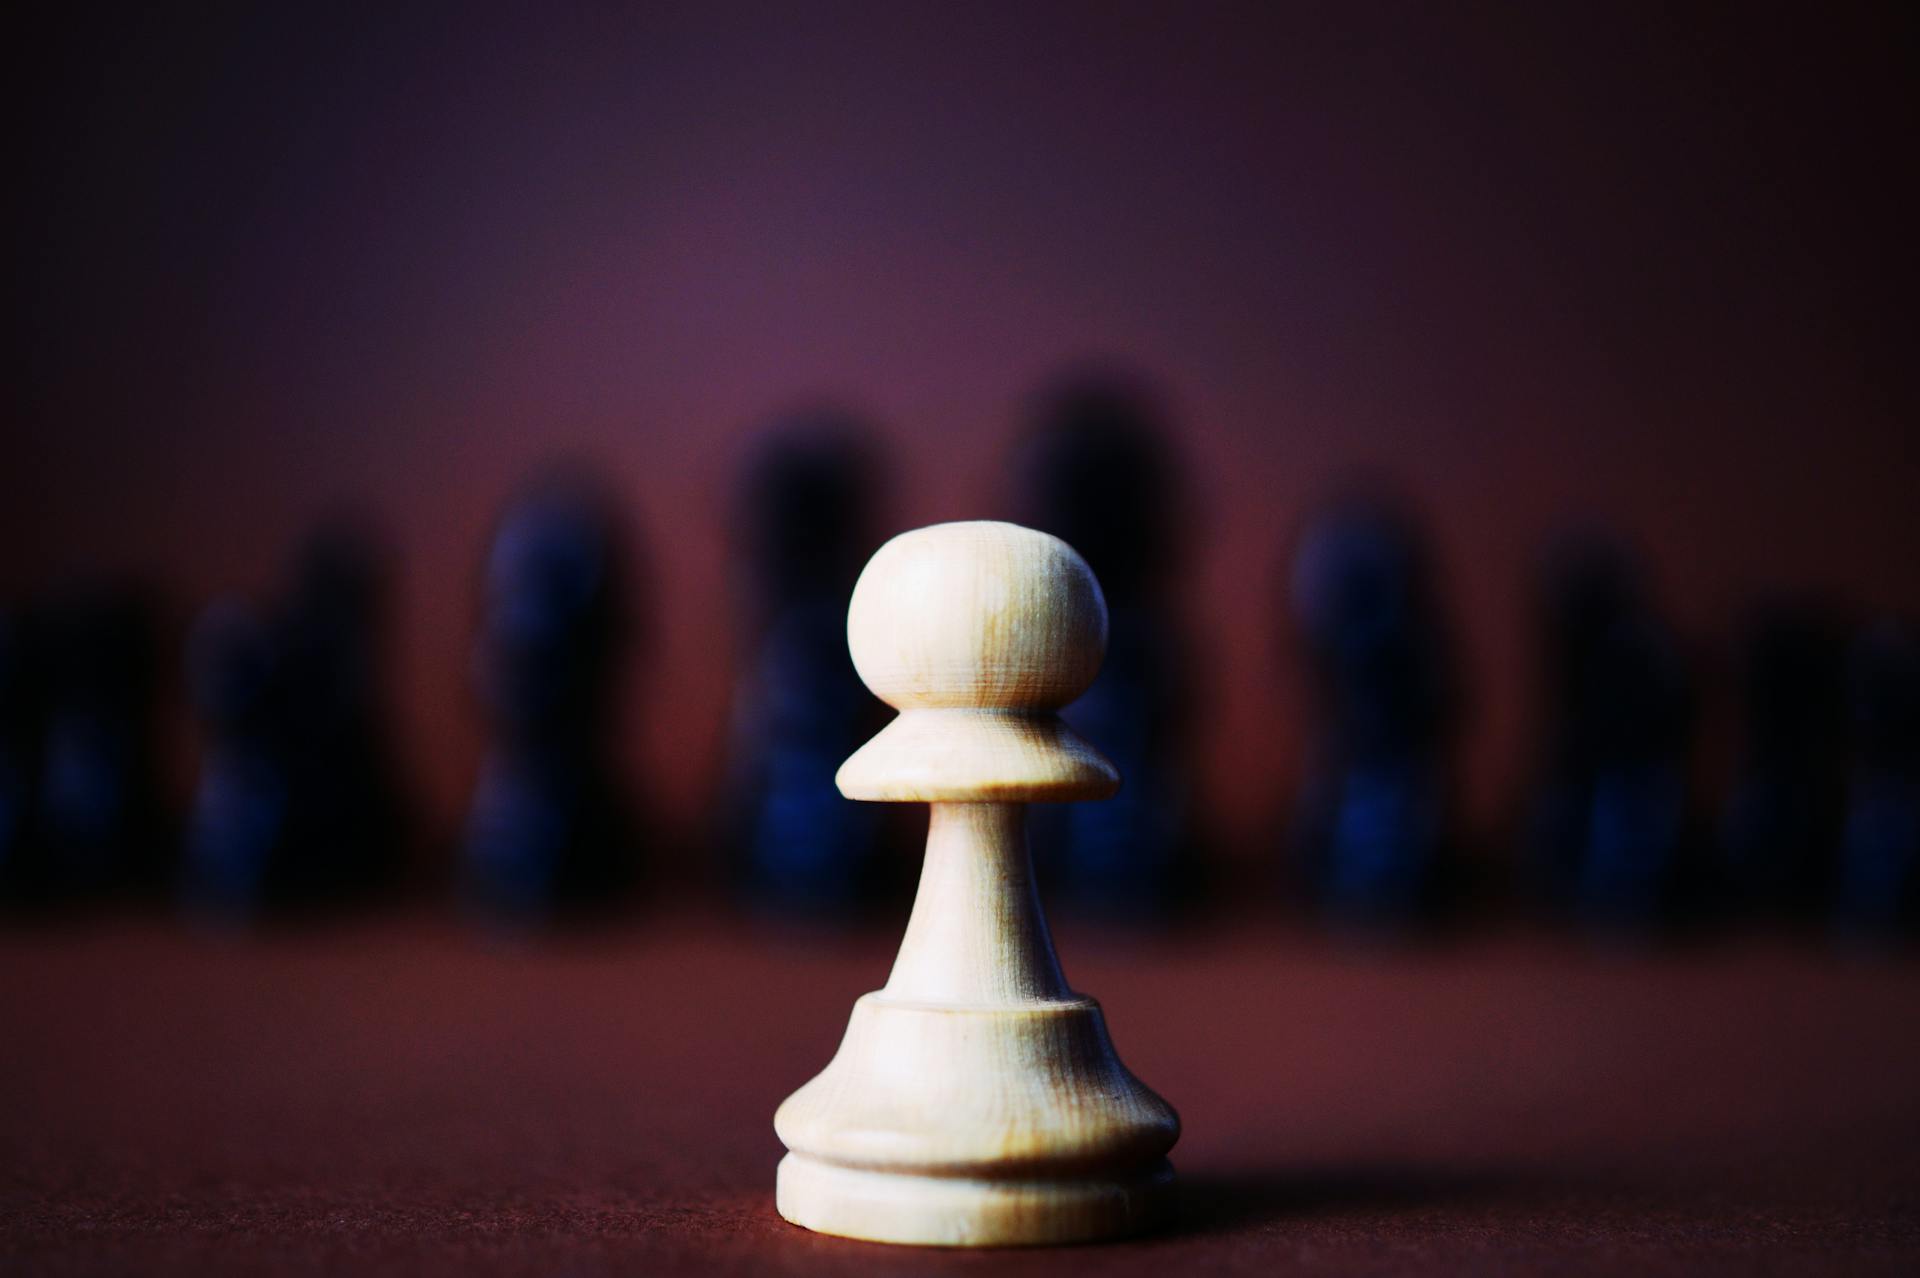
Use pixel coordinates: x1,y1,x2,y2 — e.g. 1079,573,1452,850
776,1153,1174,1247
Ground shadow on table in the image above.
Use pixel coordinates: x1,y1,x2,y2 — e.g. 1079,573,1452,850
1174,1162,1564,1234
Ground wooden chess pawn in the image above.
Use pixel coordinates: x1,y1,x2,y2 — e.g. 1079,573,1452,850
775,521,1179,1246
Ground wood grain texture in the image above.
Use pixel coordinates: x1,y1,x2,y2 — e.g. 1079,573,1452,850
843,522,1108,711
835,709,1118,803
775,521,1180,1246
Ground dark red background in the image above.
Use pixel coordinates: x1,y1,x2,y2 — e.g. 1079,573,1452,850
10,3,1917,859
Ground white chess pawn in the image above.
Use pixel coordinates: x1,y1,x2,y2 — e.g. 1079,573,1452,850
775,520,1179,1246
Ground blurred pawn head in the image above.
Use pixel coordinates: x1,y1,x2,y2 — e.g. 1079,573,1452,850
1289,488,1455,761
1013,367,1187,606
735,408,884,612
476,475,632,746
187,599,280,740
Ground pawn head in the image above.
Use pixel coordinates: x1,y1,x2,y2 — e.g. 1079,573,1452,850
847,522,1107,711
838,522,1118,802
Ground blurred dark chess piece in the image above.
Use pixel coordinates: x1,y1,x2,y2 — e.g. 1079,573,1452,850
1834,622,1920,941
2,588,178,911
182,519,408,916
182,598,289,913
720,411,902,917
1287,491,1459,928
463,477,640,921
1011,371,1198,921
1719,601,1847,923
276,521,408,899
1523,531,1696,931
18,584,170,903
0,608,39,899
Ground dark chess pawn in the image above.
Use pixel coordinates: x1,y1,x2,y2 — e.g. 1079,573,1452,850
464,479,638,921
0,609,37,898
29,585,168,900
274,520,408,902
1834,622,1920,940
1720,602,1847,922
720,412,899,916
181,522,407,916
1011,372,1196,920
181,599,290,914
1524,532,1695,931
1287,492,1459,927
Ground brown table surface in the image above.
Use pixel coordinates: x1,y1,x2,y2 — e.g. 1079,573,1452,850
4,911,1918,1276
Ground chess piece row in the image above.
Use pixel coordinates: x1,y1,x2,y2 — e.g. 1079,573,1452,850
3,375,1917,936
